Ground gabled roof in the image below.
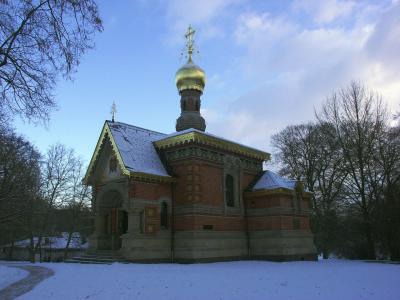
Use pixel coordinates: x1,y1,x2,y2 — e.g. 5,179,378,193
84,121,171,184
252,170,297,191
84,122,270,184
154,128,270,161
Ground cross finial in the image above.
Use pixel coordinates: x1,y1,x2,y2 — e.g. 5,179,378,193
185,25,196,62
110,101,117,122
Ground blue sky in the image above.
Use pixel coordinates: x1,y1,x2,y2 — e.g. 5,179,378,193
15,0,400,164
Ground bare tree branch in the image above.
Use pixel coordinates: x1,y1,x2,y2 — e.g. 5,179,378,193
0,0,102,123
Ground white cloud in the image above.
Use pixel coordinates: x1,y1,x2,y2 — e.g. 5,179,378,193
365,4,400,71
164,0,240,45
204,1,400,153
167,0,236,24
234,12,297,46
291,0,356,24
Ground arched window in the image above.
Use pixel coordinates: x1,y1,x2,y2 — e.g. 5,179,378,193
160,202,168,229
225,174,235,207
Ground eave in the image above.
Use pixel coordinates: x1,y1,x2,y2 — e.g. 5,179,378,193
154,131,270,161
244,188,312,198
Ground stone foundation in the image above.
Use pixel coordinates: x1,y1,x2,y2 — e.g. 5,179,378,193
249,230,317,259
174,231,248,262
120,232,171,261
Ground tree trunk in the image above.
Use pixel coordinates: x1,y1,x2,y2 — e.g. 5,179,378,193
9,240,14,260
29,235,35,263
390,246,400,261
64,231,73,260
388,228,400,261
364,220,376,259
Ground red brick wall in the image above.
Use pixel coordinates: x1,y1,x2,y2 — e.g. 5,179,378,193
245,194,293,209
169,160,224,207
301,198,311,210
199,163,224,206
248,216,281,230
242,172,257,190
300,216,311,230
244,192,312,232
248,215,310,231
170,159,259,208
175,215,245,231
129,180,171,200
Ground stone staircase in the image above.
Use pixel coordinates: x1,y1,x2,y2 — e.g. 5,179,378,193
65,250,129,264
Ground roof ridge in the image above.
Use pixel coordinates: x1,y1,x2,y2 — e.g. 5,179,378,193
106,120,167,136
246,170,266,191
268,170,296,183
251,170,298,192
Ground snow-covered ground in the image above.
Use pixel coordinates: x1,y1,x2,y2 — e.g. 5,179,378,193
11,232,88,249
10,260,400,300
0,265,28,290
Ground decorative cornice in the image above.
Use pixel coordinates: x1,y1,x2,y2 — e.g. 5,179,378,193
163,146,262,172
154,131,270,161
83,122,174,185
129,171,175,183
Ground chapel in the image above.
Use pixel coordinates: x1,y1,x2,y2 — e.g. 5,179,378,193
84,26,317,262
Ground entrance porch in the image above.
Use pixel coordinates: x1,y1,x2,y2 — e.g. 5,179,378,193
91,190,128,251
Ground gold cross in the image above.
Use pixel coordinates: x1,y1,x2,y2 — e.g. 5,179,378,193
185,25,195,61
110,101,117,122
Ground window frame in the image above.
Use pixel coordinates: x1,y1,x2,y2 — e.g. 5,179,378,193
225,174,235,207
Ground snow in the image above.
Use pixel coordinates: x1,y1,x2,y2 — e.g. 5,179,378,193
107,121,270,179
0,265,28,289
12,232,88,249
17,260,400,300
107,121,170,177
252,170,297,191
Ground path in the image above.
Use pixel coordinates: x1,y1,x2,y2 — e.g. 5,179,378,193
0,264,54,300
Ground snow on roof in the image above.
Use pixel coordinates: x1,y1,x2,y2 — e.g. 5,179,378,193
105,122,268,178
107,121,170,177
252,170,297,191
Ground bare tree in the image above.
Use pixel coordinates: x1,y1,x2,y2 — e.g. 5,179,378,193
0,0,102,123
63,159,91,259
34,143,79,261
272,82,398,260
312,122,347,258
0,127,40,225
272,123,320,193
0,126,42,261
272,122,347,258
375,125,400,259
318,81,387,259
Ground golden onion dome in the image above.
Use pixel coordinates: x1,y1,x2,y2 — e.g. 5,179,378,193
175,59,206,93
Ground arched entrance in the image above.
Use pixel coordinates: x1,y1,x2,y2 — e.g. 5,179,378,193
98,190,128,250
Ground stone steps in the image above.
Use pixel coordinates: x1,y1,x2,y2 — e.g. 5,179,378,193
65,250,129,264
64,259,111,265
